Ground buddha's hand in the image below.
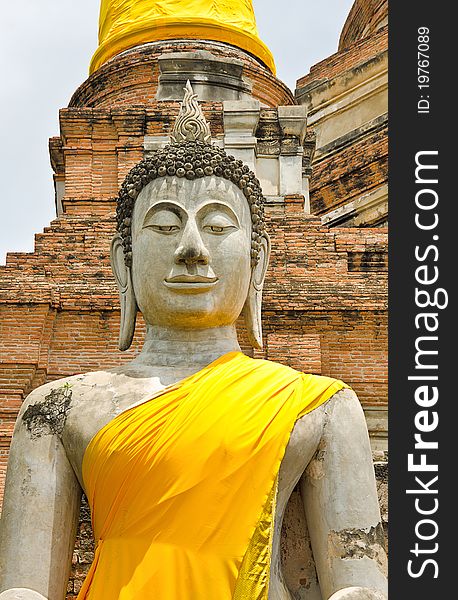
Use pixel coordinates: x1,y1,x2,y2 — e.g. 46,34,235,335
328,588,387,600
0,590,48,600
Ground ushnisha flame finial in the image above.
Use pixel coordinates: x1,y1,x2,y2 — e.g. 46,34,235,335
171,81,212,144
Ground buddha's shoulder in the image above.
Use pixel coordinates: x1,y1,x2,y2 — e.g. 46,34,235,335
245,355,354,401
20,365,161,416
16,366,168,444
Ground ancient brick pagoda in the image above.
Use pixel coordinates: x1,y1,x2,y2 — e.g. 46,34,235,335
0,0,387,596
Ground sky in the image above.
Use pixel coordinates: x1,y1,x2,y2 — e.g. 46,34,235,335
0,0,354,264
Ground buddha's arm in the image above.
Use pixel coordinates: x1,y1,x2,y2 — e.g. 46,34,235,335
0,388,82,600
301,389,388,600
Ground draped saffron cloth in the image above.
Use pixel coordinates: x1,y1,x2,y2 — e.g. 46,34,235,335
77,352,346,599
91,0,276,74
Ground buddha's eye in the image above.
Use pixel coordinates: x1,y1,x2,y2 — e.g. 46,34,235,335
149,225,180,234
202,214,237,235
143,209,181,234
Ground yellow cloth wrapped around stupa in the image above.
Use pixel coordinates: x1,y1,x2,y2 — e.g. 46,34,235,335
91,0,276,74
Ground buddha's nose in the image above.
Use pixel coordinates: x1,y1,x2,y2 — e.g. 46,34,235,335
174,222,210,267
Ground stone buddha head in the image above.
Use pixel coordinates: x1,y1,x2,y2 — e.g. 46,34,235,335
111,83,270,351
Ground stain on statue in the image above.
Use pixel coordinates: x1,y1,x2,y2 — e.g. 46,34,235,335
0,83,388,600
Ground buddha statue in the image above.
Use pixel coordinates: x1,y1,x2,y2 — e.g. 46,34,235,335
0,85,387,600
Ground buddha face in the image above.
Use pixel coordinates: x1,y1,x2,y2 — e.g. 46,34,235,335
130,176,253,329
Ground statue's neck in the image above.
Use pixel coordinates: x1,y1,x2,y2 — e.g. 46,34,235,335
132,324,241,369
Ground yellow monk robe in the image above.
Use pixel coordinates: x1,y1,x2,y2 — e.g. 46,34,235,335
91,0,276,74
78,352,346,599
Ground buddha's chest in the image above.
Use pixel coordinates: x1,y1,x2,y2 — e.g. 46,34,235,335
63,378,327,599
62,376,167,488
63,375,326,504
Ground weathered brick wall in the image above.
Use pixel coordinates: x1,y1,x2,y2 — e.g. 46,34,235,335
296,26,387,91
295,2,388,228
339,0,388,50
310,127,387,215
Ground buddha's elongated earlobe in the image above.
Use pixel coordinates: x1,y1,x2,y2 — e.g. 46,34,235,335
110,234,138,351
243,233,271,349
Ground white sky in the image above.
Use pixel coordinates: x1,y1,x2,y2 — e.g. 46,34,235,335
0,0,354,264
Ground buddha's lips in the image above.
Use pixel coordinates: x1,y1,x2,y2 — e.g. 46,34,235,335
165,275,218,284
